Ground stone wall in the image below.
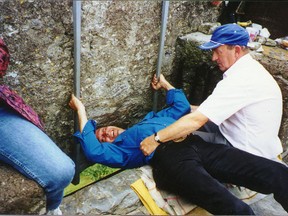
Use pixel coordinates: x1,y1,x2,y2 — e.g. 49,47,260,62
0,0,221,153
0,164,45,214
0,1,221,214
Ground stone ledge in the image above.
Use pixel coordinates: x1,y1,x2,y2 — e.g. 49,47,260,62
61,168,288,215
0,163,45,214
61,169,148,215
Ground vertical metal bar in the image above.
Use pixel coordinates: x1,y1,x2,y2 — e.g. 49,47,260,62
153,0,169,112
72,0,81,185
73,0,81,101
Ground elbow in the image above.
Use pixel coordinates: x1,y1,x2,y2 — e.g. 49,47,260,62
81,148,98,163
194,120,205,131
84,151,95,162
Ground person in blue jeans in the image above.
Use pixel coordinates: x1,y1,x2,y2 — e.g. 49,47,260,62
70,74,288,215
0,39,75,215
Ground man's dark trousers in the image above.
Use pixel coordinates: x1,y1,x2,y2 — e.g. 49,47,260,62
150,135,288,215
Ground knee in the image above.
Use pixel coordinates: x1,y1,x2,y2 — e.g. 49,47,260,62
270,164,288,202
61,159,75,184
47,158,75,189
270,164,288,190
57,158,75,186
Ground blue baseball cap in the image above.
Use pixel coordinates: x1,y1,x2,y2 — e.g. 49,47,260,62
199,24,249,50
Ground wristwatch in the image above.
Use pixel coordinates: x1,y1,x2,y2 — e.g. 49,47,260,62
154,132,164,144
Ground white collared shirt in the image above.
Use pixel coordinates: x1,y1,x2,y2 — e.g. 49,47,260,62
198,54,283,159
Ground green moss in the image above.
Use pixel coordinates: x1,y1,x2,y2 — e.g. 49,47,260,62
64,164,119,196
81,164,119,181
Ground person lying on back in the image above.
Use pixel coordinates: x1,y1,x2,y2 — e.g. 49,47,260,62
69,74,191,168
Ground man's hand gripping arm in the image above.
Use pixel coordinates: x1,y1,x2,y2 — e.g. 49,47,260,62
140,107,208,156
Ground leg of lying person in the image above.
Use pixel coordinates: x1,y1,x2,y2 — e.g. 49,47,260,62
198,139,288,212
194,120,230,145
0,106,75,213
150,136,255,215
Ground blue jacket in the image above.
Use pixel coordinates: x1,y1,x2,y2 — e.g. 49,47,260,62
74,89,191,169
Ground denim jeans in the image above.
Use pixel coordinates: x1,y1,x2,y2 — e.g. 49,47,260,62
150,135,288,215
0,105,75,211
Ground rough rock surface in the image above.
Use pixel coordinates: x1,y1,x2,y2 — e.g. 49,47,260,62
0,1,221,214
0,1,221,152
0,164,45,215
60,168,287,215
61,169,148,215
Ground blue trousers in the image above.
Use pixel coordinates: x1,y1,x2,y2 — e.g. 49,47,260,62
150,135,288,215
0,105,75,211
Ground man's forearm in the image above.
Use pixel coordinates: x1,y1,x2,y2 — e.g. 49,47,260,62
77,109,88,133
162,81,175,91
140,110,208,156
158,110,206,142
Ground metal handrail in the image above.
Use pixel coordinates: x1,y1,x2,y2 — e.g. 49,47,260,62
153,0,170,112
72,0,82,185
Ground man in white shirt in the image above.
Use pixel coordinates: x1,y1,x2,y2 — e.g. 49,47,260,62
141,23,283,161
140,24,286,215
197,44,283,160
